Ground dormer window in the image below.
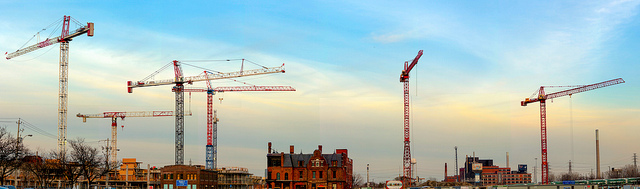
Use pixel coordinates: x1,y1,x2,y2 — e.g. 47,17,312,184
311,159,323,167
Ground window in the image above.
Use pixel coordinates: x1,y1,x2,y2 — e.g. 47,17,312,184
332,161,337,167
332,171,336,178
332,184,337,189
277,173,281,180
164,174,167,179
268,156,282,167
313,171,316,179
299,171,304,179
285,173,289,180
299,161,304,167
268,172,272,179
320,171,323,179
170,174,174,179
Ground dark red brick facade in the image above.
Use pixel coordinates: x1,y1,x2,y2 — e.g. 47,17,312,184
267,144,353,189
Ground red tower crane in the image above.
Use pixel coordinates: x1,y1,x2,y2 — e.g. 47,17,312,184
399,50,423,187
6,16,94,155
128,60,286,165
521,78,625,184
179,84,295,169
76,110,192,163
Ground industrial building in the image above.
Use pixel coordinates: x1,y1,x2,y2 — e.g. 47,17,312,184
266,143,353,189
444,156,532,186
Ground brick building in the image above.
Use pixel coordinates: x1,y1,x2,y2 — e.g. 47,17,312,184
446,156,531,186
266,143,353,189
161,165,217,189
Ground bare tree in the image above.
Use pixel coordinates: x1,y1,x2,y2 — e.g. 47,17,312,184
22,153,61,188
352,174,365,188
69,138,102,188
49,147,82,188
619,164,640,177
100,144,121,189
0,127,28,185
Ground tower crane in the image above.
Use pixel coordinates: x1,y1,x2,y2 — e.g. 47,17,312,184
521,78,625,184
128,60,286,165
76,111,192,163
399,50,423,187
6,15,94,154
178,84,296,169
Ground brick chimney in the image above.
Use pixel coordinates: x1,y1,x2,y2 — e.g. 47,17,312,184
268,142,272,153
445,163,448,179
318,145,323,153
290,145,294,154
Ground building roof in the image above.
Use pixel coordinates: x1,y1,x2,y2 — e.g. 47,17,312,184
281,153,345,168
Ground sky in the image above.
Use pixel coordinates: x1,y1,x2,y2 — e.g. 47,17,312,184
1,0,639,182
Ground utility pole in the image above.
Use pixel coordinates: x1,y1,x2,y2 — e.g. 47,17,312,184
534,158,537,184
16,119,22,153
634,153,637,170
15,118,22,189
147,164,151,189
103,138,111,188
569,160,572,174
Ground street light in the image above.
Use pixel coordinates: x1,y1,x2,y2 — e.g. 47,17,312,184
20,134,33,142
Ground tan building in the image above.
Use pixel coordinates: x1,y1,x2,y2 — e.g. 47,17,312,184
218,167,257,189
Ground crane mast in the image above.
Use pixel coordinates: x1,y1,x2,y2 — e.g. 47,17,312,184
77,111,192,163
6,16,94,155
129,60,286,165
521,78,624,184
399,50,423,187
180,85,296,169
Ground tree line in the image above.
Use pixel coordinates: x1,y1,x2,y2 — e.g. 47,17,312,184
0,127,119,188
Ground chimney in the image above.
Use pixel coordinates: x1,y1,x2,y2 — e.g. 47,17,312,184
506,152,510,169
445,163,448,179
318,145,323,153
268,142,272,154
596,129,601,179
290,145,294,154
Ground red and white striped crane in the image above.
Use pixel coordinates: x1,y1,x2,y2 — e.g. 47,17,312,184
521,78,624,184
128,60,286,165
399,50,423,187
178,84,295,169
76,111,192,163
7,16,94,155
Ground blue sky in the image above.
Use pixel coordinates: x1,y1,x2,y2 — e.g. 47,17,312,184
1,0,639,182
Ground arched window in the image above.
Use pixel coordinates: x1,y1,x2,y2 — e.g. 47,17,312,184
285,173,289,180
277,173,281,180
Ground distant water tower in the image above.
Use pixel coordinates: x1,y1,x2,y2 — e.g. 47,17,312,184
411,158,417,184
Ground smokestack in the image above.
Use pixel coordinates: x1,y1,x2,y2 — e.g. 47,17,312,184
507,152,510,169
596,129,601,179
268,142,272,154
290,145,294,154
455,146,459,182
318,145,323,153
445,163,448,179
